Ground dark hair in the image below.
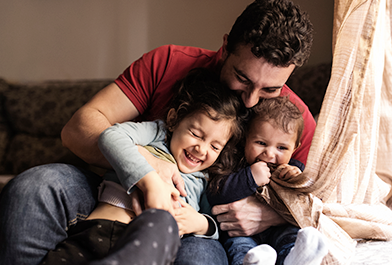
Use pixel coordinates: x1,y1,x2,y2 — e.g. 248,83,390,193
208,96,303,194
165,68,245,177
226,0,313,67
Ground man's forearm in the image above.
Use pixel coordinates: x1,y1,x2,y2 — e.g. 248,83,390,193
61,106,112,168
61,82,141,168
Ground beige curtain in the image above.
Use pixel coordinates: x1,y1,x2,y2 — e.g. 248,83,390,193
258,0,392,263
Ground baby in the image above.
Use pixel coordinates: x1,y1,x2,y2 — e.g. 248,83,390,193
208,96,328,265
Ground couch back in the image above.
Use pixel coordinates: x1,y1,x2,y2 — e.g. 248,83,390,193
0,62,331,175
0,78,112,175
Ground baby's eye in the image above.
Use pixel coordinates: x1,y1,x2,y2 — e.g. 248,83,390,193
278,146,288,151
256,141,266,146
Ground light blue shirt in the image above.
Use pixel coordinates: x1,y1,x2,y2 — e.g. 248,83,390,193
98,120,218,239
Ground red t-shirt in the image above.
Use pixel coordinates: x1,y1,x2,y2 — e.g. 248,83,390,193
115,44,316,165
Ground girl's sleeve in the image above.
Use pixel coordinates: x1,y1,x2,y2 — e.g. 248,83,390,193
207,167,258,207
98,120,162,194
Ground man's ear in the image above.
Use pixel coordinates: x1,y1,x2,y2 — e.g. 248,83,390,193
166,108,177,131
221,34,229,61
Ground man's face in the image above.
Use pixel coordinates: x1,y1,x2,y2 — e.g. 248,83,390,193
220,44,295,108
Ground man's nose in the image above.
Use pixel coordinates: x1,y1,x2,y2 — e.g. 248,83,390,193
242,90,259,108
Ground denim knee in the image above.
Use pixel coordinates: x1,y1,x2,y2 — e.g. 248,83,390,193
224,236,258,265
0,163,102,265
175,236,228,265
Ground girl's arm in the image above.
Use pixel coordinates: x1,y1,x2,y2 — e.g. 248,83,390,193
174,198,219,239
98,120,179,213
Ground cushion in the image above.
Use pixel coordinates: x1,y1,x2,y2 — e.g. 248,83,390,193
286,62,332,117
4,79,112,137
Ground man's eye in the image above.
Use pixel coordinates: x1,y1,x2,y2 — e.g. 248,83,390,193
236,75,249,84
263,87,281,93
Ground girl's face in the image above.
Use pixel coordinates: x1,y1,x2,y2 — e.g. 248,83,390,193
169,110,233,174
245,119,297,165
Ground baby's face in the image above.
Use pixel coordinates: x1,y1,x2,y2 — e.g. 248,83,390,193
245,119,297,166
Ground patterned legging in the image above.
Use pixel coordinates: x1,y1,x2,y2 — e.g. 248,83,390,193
40,209,180,265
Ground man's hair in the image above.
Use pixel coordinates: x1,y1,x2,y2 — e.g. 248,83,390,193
250,96,304,148
165,68,245,177
226,0,313,67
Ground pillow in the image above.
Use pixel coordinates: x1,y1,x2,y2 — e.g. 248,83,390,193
4,79,112,137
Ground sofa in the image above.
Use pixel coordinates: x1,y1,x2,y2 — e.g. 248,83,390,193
0,63,392,263
0,78,113,177
0,62,331,178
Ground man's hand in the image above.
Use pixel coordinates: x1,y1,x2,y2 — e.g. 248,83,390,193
138,146,186,197
211,195,286,237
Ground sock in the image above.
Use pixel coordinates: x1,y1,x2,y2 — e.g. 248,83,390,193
284,227,328,265
243,244,277,265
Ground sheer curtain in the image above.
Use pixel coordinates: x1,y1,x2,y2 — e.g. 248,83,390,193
258,0,392,263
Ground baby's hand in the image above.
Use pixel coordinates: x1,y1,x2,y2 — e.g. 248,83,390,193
277,164,302,181
250,161,271,186
173,199,209,236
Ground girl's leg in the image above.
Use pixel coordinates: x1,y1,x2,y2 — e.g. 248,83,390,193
89,209,181,265
40,219,125,265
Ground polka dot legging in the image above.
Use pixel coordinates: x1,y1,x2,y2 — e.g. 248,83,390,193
40,209,181,265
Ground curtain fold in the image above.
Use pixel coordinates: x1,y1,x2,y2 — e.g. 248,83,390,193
257,0,392,263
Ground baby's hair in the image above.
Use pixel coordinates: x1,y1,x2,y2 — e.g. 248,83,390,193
165,68,245,177
250,96,303,148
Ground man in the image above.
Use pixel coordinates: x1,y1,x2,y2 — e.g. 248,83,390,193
0,0,314,264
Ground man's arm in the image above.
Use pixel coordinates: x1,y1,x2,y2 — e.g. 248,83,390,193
61,82,140,168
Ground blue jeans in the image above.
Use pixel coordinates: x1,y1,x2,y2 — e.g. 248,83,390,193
0,163,102,265
0,163,228,265
224,224,299,265
175,236,228,265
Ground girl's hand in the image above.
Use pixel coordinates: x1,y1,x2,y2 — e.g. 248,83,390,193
137,171,180,215
277,164,302,180
173,199,209,236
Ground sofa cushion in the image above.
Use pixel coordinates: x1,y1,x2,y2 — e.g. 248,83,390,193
286,62,332,117
1,79,112,174
4,79,112,137
3,134,74,174
0,79,10,173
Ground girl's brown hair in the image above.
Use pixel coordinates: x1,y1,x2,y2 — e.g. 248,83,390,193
165,68,246,177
